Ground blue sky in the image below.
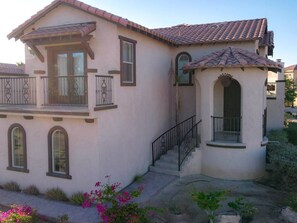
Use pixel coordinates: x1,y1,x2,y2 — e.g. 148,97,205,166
0,0,296,67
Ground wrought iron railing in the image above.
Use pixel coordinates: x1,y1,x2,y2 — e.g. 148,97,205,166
152,115,196,166
178,120,201,170
95,75,113,106
267,82,276,97
212,116,241,143
0,77,36,105
42,75,88,106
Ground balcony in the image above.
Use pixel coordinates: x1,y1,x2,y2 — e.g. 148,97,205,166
0,75,115,116
211,116,241,143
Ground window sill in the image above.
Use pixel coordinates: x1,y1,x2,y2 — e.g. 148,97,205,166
46,172,72,179
261,137,269,146
173,83,194,86
7,166,29,173
206,141,246,149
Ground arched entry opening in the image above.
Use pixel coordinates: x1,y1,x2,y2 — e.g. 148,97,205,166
213,75,241,142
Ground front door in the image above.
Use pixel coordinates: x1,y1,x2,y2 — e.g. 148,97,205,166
223,80,241,131
48,46,87,105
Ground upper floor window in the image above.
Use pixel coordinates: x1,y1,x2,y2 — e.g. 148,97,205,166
175,52,192,85
47,126,71,179
7,124,28,173
119,36,137,86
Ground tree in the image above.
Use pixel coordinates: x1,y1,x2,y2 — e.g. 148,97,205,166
285,77,297,108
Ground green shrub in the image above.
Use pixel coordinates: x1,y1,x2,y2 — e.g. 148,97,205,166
3,181,20,192
57,214,69,223
288,193,297,212
45,188,68,201
269,142,297,190
228,197,257,223
286,122,297,145
23,185,40,196
267,129,288,143
70,192,84,206
192,190,228,223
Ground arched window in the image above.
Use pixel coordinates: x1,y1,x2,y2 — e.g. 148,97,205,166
47,126,71,179
7,124,28,172
175,52,192,85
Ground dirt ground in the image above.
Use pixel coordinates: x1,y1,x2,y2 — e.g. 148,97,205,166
142,175,289,223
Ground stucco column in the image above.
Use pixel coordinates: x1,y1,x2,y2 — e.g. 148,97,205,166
35,74,44,108
87,73,96,114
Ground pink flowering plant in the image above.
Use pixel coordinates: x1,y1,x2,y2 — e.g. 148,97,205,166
83,176,157,223
0,205,39,223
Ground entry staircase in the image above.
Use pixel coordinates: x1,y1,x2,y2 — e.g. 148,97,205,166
150,115,202,176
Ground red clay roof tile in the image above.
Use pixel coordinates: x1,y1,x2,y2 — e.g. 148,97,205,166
184,47,282,71
20,22,96,41
285,64,297,72
7,0,271,47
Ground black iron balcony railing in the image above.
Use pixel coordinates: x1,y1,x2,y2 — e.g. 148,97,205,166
0,77,36,105
95,75,113,106
42,75,88,106
212,116,241,143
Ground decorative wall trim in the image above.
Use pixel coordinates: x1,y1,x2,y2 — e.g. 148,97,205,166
34,70,46,75
108,70,120,75
206,141,246,149
85,118,95,123
0,114,7,118
53,117,63,122
87,68,98,73
24,116,34,120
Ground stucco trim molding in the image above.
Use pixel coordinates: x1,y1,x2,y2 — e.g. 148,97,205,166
206,141,246,149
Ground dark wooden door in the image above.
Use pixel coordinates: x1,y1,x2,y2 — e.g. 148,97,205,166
224,80,241,131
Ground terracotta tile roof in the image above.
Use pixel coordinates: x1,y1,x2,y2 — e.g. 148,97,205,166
153,18,267,45
285,64,297,72
7,0,175,45
7,0,272,47
259,31,274,47
0,63,25,75
184,47,282,72
21,22,96,41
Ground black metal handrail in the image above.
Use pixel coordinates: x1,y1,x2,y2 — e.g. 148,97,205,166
152,115,196,166
0,77,36,105
42,75,88,106
212,116,241,143
178,120,202,170
95,75,113,106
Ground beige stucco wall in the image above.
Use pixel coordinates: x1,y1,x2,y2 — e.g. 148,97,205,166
267,64,285,130
195,67,267,179
1,4,173,194
170,41,257,124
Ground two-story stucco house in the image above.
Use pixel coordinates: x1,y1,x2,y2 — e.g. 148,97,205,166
0,0,284,195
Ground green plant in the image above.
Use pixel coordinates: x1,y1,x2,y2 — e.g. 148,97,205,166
191,190,228,223
70,192,84,206
288,193,297,212
83,176,157,223
286,122,297,145
0,205,39,223
267,129,288,143
285,77,297,108
45,188,68,201
57,214,69,223
23,185,40,196
269,142,297,190
228,197,257,222
133,175,143,183
3,181,20,192
169,205,182,215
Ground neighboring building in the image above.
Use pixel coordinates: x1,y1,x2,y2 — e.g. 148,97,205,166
0,0,284,195
0,63,26,76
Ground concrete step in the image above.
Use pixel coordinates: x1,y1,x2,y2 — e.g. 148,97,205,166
149,165,180,176
155,160,178,170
